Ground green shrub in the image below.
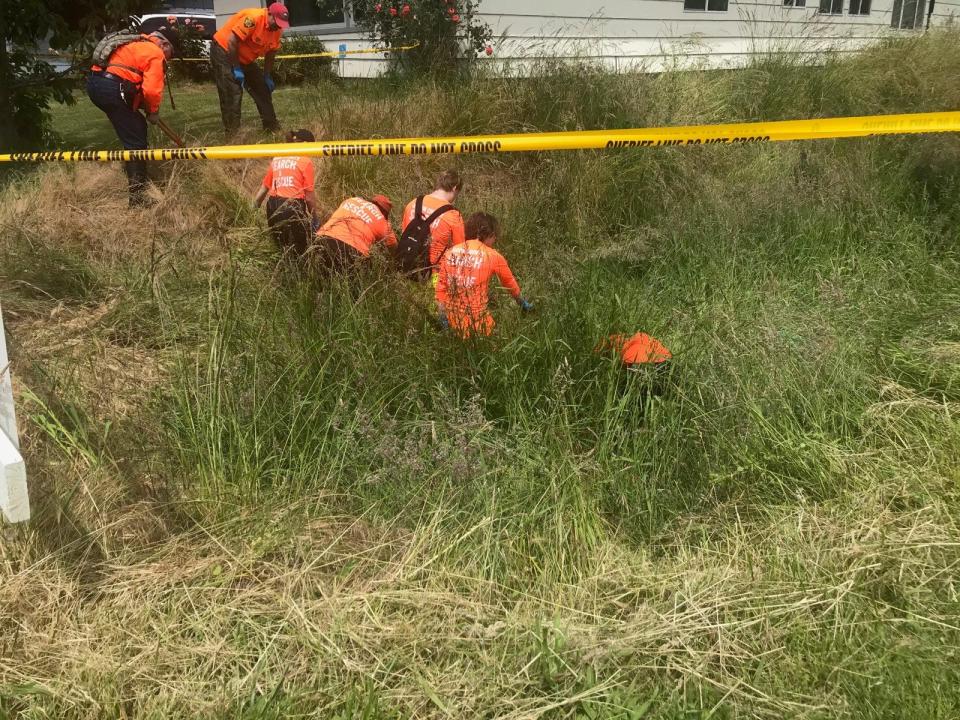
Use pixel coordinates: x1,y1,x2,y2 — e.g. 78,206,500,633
352,0,492,76
272,34,336,85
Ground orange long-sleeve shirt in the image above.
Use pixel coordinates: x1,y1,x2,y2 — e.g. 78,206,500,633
316,198,397,257
92,35,167,113
402,194,466,268
436,239,521,336
214,8,283,65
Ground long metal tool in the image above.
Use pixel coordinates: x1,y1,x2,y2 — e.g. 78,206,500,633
155,118,185,148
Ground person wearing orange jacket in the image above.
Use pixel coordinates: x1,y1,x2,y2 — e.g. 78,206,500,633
597,332,673,399
252,129,318,257
211,3,289,137
86,30,175,207
314,195,398,274
435,212,533,339
399,169,466,281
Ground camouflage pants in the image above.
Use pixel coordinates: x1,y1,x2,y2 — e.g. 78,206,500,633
210,42,280,137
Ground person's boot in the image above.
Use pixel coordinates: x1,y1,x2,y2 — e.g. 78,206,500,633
126,160,155,208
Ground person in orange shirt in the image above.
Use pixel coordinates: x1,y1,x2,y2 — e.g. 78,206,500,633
252,129,318,257
314,195,398,274
211,3,289,137
86,30,176,207
601,333,672,368
597,332,673,399
399,169,466,281
435,212,533,339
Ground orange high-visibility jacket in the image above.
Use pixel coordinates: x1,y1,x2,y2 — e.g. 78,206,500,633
317,198,397,257
436,239,521,336
604,333,672,365
91,35,167,113
402,195,466,269
214,7,283,65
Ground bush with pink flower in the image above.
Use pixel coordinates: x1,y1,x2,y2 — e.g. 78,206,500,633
352,0,493,75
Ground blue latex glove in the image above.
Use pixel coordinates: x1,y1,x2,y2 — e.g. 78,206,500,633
519,298,534,313
438,312,450,331
232,67,245,86
311,217,321,234
264,73,276,93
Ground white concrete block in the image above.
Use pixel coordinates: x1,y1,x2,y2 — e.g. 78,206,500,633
0,429,29,523
0,303,29,523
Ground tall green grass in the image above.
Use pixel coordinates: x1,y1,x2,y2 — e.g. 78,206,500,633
2,30,960,719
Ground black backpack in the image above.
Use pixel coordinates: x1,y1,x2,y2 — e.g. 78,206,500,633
396,195,453,279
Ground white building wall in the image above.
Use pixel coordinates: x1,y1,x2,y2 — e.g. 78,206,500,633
214,0,959,77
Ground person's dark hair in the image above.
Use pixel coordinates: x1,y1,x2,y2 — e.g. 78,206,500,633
465,212,500,242
435,169,463,193
287,129,316,143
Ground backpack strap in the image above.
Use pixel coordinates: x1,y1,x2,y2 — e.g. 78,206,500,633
423,202,454,227
401,195,425,236
104,38,153,82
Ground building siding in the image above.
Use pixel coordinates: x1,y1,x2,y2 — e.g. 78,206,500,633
214,0,957,76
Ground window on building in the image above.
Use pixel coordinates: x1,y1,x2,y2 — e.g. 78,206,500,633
849,0,870,13
819,0,843,12
784,0,807,6
684,0,729,11
891,0,926,27
286,0,346,27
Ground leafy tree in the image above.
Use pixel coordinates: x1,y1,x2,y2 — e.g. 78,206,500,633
0,0,159,152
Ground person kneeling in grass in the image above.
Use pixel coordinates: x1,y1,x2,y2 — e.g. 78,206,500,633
435,212,533,339
597,331,674,400
252,129,318,258
313,195,397,275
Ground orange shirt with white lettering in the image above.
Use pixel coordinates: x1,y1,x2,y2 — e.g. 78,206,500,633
214,8,283,65
261,156,315,199
436,239,521,336
402,194,466,268
317,197,397,257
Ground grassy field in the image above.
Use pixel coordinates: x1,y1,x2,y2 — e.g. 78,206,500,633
2,31,960,719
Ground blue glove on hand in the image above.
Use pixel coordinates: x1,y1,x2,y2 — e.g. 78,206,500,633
232,67,245,86
438,312,450,331
311,217,321,234
264,73,276,93
519,298,534,313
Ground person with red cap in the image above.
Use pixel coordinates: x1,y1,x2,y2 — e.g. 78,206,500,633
86,29,176,207
313,195,398,274
211,3,290,137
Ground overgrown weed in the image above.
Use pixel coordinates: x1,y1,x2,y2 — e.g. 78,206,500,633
2,30,960,719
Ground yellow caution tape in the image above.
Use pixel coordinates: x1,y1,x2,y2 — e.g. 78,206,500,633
176,41,420,62
2,111,958,163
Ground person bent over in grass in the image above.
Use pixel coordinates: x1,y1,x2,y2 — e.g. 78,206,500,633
211,3,288,137
313,195,397,275
86,29,176,207
252,129,318,258
398,169,466,282
435,212,533,339
597,332,674,399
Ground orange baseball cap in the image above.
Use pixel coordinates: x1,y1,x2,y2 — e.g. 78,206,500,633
371,194,392,216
